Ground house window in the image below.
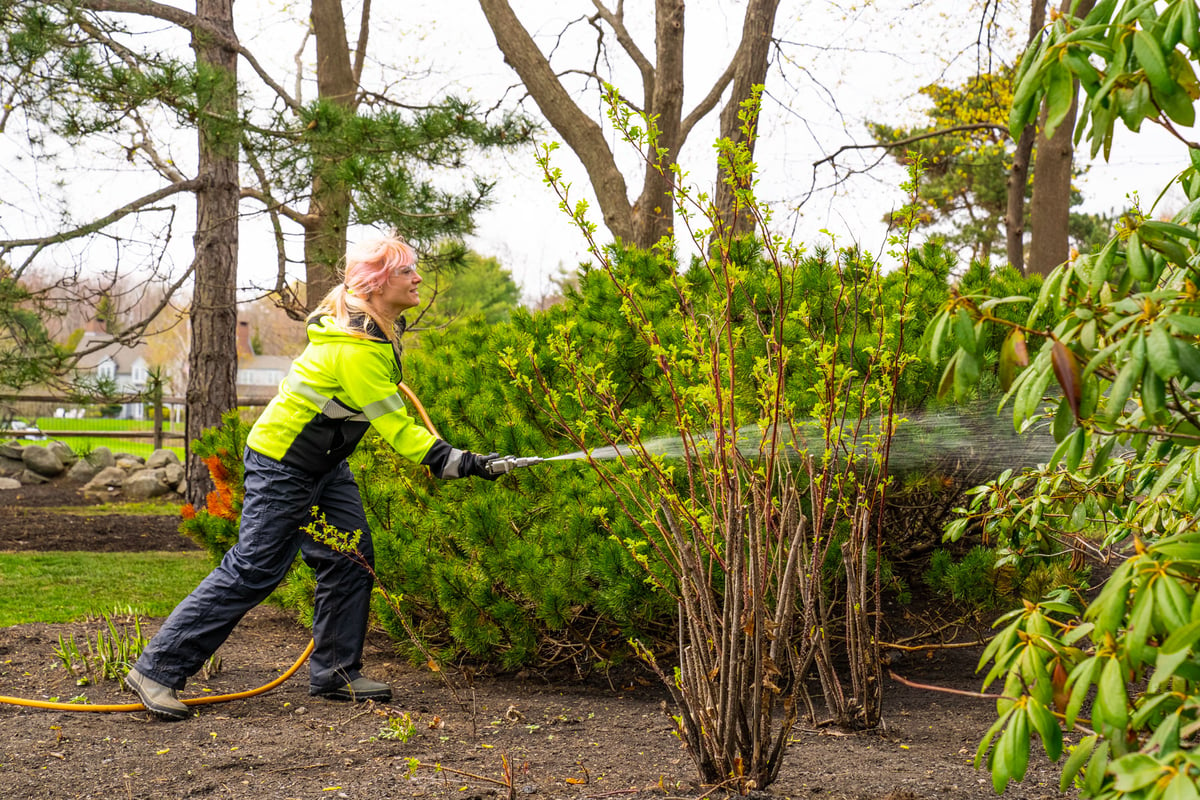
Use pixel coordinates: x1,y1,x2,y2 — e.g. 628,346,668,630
132,364,148,385
97,360,116,382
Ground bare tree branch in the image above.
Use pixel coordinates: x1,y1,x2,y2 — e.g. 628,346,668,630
557,68,644,113
238,187,317,227
681,57,736,142
91,259,196,351
78,0,302,113
478,0,634,242
294,23,312,106
1,178,203,272
243,149,304,319
352,0,372,87
590,0,654,88
812,123,1010,170
131,115,189,182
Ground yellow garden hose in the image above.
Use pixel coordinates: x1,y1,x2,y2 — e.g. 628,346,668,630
0,383,435,715
0,639,315,713
397,381,440,436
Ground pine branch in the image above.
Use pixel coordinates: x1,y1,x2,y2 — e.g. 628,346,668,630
77,0,302,113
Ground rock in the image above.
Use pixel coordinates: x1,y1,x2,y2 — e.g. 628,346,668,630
0,440,22,459
123,469,171,500
0,454,23,477
146,449,181,469
115,455,146,471
83,466,128,492
88,446,116,469
18,469,49,485
67,457,103,484
164,462,185,488
22,444,65,477
0,476,20,490
47,440,77,466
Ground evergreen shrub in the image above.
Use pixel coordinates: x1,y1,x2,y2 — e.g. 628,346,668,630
175,245,1046,670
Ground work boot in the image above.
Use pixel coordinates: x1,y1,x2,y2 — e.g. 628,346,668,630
125,667,191,721
312,676,392,702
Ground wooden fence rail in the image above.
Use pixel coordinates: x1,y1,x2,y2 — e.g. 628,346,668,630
2,392,268,451
0,429,188,441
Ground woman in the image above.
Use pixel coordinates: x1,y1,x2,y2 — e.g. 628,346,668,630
126,234,505,721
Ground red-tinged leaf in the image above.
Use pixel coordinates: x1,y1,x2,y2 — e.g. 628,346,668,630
1051,661,1070,714
1012,329,1028,365
999,329,1030,391
1051,340,1083,419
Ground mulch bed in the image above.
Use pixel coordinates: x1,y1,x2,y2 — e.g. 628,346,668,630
0,478,1068,799
0,481,195,552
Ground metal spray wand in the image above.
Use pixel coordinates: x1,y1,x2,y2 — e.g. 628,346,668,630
483,454,546,475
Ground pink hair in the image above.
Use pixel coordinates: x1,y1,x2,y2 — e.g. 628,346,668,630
343,236,417,296
308,234,417,346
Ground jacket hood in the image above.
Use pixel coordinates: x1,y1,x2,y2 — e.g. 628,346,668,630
306,313,394,345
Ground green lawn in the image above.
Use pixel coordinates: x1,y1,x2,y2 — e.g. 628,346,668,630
0,552,212,625
34,417,183,433
40,499,184,516
33,417,187,459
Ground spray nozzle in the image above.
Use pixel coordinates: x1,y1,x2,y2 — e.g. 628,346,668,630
483,454,546,475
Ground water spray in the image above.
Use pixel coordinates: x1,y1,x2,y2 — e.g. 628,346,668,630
526,399,1063,481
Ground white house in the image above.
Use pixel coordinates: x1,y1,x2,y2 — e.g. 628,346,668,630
73,319,294,417
73,321,159,419
235,320,293,404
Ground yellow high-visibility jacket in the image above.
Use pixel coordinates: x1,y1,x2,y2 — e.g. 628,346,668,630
247,314,465,477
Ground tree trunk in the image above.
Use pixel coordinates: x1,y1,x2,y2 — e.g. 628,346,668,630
477,0,636,244
186,0,240,507
632,0,685,248
1005,0,1047,273
1005,124,1036,272
1027,0,1093,276
713,0,780,240
303,0,360,309
477,1,779,251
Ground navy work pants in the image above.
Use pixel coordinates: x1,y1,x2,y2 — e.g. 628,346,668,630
133,448,376,692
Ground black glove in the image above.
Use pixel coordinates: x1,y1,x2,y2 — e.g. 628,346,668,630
420,441,500,480
458,451,502,481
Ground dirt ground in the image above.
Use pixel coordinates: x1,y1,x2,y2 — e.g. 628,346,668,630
0,479,1071,800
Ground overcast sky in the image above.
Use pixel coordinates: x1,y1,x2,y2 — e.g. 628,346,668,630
399,1,1190,299
1,1,1191,304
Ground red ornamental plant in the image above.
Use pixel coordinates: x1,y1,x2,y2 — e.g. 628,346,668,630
178,412,249,564
203,452,238,521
